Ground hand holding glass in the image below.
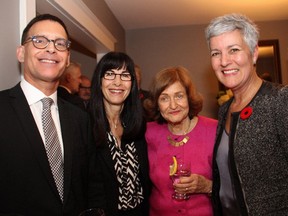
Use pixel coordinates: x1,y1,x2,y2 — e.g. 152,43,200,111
171,161,191,201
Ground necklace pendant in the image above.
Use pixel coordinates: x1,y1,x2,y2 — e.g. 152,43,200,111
167,135,190,147
182,137,189,144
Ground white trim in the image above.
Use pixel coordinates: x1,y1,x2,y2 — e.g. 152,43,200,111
19,0,36,41
19,0,36,78
44,0,116,52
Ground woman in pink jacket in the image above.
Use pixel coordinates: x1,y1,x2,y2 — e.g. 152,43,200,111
144,66,217,216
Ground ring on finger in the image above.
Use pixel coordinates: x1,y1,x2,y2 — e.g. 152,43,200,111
185,187,188,191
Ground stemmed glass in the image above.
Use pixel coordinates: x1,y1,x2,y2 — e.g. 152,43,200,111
170,160,191,201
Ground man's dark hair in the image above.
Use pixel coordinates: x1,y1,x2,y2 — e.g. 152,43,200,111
21,14,69,45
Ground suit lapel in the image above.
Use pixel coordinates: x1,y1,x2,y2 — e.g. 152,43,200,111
9,84,60,198
57,99,73,202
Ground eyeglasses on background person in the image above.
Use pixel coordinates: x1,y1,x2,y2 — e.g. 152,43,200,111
103,71,132,81
23,35,71,51
79,85,91,90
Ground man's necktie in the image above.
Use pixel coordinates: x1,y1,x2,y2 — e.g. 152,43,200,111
41,97,64,201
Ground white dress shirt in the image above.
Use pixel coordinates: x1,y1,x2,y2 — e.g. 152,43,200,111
20,79,64,157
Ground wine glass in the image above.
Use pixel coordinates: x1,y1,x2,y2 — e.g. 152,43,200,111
170,160,191,201
78,208,105,216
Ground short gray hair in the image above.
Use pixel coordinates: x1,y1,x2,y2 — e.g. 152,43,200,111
205,13,259,54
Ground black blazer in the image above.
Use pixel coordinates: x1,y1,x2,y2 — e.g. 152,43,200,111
89,137,151,216
0,84,95,216
57,86,85,110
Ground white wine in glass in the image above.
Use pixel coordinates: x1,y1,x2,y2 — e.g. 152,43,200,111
171,160,191,201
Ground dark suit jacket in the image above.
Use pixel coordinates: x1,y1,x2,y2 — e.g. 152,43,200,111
57,86,86,110
89,137,151,216
0,84,95,216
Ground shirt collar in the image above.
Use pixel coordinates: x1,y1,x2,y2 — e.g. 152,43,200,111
59,85,72,94
20,78,58,106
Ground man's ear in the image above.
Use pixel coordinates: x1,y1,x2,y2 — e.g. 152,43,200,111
16,46,25,63
66,52,70,67
66,73,72,82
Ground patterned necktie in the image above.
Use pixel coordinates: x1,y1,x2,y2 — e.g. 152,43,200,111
41,97,64,201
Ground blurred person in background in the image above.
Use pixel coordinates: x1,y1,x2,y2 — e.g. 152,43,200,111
58,61,85,109
78,75,91,109
135,64,151,121
135,64,150,102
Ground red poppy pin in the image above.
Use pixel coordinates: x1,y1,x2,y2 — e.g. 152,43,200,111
139,93,144,99
240,106,253,120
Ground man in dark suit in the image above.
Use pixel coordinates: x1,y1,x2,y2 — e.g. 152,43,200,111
0,14,95,216
135,64,152,121
58,62,85,110
77,75,92,110
135,64,150,102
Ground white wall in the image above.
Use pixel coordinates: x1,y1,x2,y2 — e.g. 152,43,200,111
70,50,97,79
126,25,219,119
0,1,21,90
126,20,288,119
0,0,108,91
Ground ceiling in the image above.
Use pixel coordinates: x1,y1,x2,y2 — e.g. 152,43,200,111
104,0,288,30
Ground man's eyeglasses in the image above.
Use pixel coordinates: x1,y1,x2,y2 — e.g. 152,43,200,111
23,35,71,51
79,85,91,90
103,71,132,81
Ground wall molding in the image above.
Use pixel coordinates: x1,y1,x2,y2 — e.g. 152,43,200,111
37,0,116,54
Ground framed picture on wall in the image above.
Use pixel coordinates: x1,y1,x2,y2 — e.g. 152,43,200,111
257,39,282,83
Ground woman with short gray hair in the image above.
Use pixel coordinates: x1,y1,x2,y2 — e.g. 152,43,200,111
205,13,288,215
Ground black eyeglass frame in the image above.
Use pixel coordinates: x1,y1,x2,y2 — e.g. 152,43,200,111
79,85,91,90
23,35,71,51
103,71,132,81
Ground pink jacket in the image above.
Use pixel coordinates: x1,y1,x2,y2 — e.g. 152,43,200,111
146,116,217,216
